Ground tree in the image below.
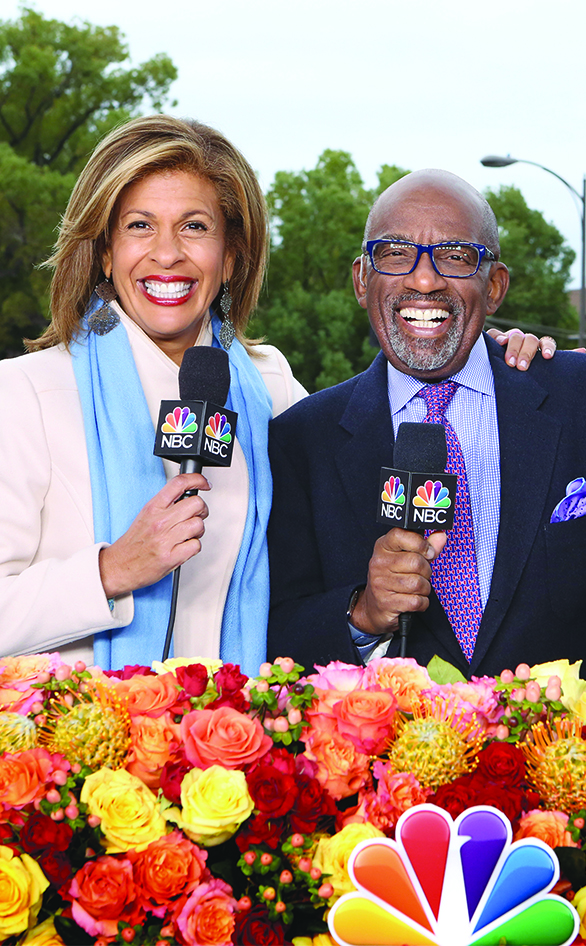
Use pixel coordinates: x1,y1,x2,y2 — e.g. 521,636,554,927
251,151,409,391
485,185,578,345
0,7,177,355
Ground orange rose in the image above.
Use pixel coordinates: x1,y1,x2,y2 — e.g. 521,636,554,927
130,830,207,906
0,749,54,809
173,877,236,946
303,729,371,800
363,657,431,712
0,653,61,714
332,689,397,754
514,810,579,849
66,855,141,938
111,672,180,718
180,706,272,769
126,712,181,789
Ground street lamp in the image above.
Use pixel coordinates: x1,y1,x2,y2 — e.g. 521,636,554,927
480,154,586,347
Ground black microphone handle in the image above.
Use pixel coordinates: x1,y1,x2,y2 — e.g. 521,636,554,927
178,457,203,498
397,524,425,658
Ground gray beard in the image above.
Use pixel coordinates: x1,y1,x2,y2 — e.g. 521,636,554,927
383,295,465,372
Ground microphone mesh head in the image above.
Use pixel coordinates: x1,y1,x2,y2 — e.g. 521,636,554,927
179,347,231,405
394,422,447,473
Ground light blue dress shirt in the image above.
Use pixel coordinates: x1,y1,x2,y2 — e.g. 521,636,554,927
352,335,501,659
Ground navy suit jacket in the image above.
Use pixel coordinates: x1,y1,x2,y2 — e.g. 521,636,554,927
267,335,586,678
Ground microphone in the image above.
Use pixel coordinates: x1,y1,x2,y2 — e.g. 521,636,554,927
154,346,237,660
154,347,237,497
377,423,456,656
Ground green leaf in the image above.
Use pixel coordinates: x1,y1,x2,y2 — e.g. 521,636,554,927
427,655,467,685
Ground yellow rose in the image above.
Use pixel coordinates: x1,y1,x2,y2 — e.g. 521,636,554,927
20,918,65,945
530,659,586,712
164,765,253,846
573,884,586,939
152,657,222,676
312,823,384,903
80,767,167,853
0,845,49,937
292,937,336,946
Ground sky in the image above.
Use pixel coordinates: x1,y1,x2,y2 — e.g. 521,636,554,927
5,0,586,286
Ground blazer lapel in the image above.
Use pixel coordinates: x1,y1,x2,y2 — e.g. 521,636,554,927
470,338,563,671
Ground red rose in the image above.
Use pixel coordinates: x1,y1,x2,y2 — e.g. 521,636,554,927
429,775,477,818
39,849,73,887
476,742,526,786
103,664,155,679
290,775,337,834
232,905,291,945
247,764,298,818
176,663,209,698
20,811,73,853
160,754,192,806
472,783,525,823
209,664,249,711
235,814,283,852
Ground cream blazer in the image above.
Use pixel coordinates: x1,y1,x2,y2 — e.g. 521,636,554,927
0,310,306,666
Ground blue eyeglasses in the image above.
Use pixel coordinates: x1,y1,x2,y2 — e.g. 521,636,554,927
363,240,497,278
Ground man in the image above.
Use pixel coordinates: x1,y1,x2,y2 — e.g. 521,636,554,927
267,169,586,678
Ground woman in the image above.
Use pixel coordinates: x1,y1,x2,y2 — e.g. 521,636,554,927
0,115,304,675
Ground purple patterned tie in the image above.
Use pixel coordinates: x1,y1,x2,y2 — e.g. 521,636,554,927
417,382,482,661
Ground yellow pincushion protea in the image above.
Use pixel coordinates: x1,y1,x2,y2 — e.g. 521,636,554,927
386,697,483,791
40,684,130,770
523,718,586,811
0,712,37,753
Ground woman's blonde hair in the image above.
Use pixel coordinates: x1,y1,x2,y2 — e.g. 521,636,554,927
29,114,269,351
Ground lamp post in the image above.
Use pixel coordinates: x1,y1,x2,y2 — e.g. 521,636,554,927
480,154,586,347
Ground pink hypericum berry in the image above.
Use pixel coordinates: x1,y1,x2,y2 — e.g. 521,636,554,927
36,671,51,685
511,688,526,702
500,669,515,683
263,887,276,900
46,789,61,805
121,930,135,943
255,681,270,693
54,665,71,682
63,694,75,708
30,701,44,716
50,809,64,821
280,870,293,884
546,678,562,701
275,901,287,913
53,770,68,786
280,657,295,674
575,818,585,830
299,857,312,872
273,717,289,733
525,681,542,703
515,663,531,680
74,660,87,673
495,724,510,740
33,715,46,727
264,718,275,732
237,897,252,911
87,814,101,828
310,867,322,880
243,851,256,865
71,763,82,774
260,853,273,866
259,663,273,678
288,708,302,726
318,883,334,899
65,805,79,820
291,834,304,848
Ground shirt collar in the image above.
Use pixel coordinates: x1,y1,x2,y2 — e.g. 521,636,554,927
386,333,495,417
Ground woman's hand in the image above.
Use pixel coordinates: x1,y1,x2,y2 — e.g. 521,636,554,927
486,327,556,369
98,473,210,598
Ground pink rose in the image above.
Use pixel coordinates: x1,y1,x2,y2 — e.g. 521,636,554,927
422,677,501,736
332,689,397,754
363,657,431,712
0,653,62,714
173,877,237,946
514,810,579,849
303,728,371,800
181,706,272,770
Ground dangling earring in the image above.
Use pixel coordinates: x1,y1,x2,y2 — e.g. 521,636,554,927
87,278,120,336
218,281,235,350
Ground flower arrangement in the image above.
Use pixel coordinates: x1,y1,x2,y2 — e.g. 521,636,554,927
0,651,585,945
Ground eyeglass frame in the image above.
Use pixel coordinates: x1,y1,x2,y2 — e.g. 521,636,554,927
362,239,497,279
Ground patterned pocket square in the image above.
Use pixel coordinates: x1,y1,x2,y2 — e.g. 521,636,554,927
551,476,586,522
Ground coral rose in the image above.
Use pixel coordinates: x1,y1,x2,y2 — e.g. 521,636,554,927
66,855,141,938
130,830,207,908
111,671,180,718
165,765,254,846
0,748,55,810
20,917,65,945
332,689,397,755
0,845,49,938
363,657,431,712
80,768,167,853
0,653,61,714
514,810,579,849
126,711,181,789
173,876,237,946
303,729,371,800
313,823,384,903
181,706,272,769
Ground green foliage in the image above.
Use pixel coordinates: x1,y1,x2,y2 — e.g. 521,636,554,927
252,151,409,391
0,7,177,356
485,185,578,346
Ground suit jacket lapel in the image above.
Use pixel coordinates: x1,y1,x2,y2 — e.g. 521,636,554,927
470,337,563,671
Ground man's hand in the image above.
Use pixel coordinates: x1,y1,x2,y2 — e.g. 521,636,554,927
350,528,447,635
486,327,556,369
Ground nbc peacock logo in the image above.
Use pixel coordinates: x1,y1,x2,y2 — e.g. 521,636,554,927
412,479,451,509
381,476,406,505
328,804,578,946
161,406,198,434
205,412,232,444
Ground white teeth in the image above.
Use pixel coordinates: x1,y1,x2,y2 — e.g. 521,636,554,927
400,307,448,322
144,280,192,299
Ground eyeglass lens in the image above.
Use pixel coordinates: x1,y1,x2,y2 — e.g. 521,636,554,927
372,242,481,276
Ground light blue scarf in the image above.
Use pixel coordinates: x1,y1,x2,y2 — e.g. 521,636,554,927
71,296,273,676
